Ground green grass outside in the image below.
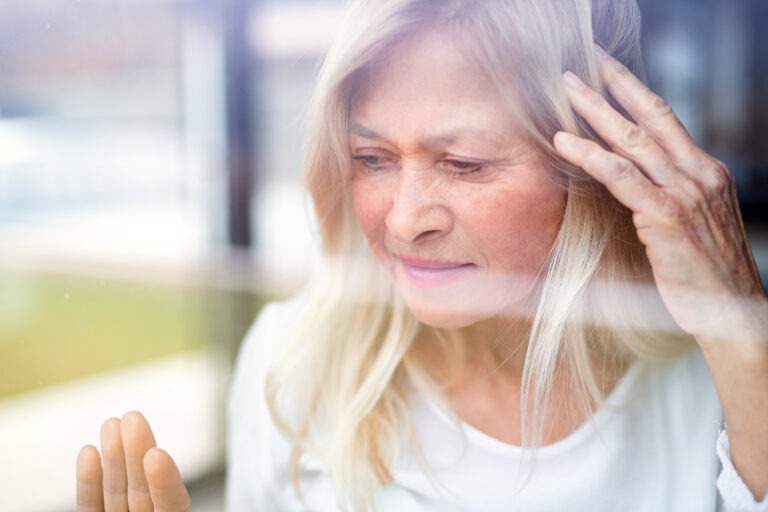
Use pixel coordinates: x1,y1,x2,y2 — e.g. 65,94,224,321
0,268,268,400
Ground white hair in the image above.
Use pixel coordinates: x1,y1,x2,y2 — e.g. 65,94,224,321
265,0,694,509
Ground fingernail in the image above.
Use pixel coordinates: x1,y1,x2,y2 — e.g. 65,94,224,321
563,71,585,90
594,45,610,59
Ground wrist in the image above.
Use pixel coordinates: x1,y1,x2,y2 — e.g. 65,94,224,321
697,293,768,362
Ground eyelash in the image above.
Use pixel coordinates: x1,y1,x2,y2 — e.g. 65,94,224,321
351,155,485,177
351,155,394,173
439,159,484,176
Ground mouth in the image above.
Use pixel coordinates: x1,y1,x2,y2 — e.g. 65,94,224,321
395,255,475,289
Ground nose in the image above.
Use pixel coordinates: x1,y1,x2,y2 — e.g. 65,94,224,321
385,168,453,244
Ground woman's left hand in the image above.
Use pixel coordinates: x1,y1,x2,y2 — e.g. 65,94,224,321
553,46,767,348
553,46,768,501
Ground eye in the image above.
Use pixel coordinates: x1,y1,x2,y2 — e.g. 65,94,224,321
438,159,484,177
351,154,399,174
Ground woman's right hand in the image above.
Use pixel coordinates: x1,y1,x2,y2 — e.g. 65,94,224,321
76,411,191,512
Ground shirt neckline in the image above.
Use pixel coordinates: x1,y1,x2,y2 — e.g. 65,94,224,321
419,359,645,458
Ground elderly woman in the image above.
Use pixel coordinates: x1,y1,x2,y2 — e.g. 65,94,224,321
77,0,768,510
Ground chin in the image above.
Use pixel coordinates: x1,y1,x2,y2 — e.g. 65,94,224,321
403,297,492,329
398,279,538,330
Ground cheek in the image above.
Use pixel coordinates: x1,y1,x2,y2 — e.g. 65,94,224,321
351,180,391,258
470,186,565,270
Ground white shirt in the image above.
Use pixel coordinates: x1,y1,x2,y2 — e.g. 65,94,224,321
227,298,768,511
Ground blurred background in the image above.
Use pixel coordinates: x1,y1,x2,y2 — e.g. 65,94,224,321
0,0,765,510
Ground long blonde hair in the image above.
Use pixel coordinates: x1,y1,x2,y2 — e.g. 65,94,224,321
265,0,693,509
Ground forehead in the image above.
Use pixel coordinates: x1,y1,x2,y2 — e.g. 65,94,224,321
348,28,523,147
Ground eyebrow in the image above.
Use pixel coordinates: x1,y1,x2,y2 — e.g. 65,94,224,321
348,122,503,148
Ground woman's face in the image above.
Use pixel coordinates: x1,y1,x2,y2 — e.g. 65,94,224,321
349,28,566,329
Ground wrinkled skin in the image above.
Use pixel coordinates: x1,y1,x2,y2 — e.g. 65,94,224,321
554,46,768,500
76,47,768,510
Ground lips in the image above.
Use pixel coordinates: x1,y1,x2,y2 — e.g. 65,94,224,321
395,255,475,288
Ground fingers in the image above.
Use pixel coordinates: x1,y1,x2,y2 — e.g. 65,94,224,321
121,411,158,512
553,130,666,215
81,413,191,512
76,445,105,512
144,448,192,512
591,46,702,167
100,418,128,511
562,70,675,186
557,47,729,213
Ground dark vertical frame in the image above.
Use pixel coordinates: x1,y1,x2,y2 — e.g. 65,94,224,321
221,0,256,248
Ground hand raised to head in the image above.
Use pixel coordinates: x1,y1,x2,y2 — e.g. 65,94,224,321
76,411,191,512
553,47,766,346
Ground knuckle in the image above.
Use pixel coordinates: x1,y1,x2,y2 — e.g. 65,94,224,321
104,480,128,493
687,182,707,206
651,95,674,116
584,89,605,107
688,156,735,197
609,157,635,180
621,125,646,147
659,197,687,223
709,163,735,193
639,94,676,125
606,59,632,81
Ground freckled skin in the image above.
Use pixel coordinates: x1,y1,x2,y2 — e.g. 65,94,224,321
554,48,768,497
349,29,566,329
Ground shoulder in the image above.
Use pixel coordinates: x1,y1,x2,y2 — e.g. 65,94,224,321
636,347,722,446
229,293,305,410
606,347,722,452
236,295,306,370
649,347,718,404
226,295,309,510
228,294,307,425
